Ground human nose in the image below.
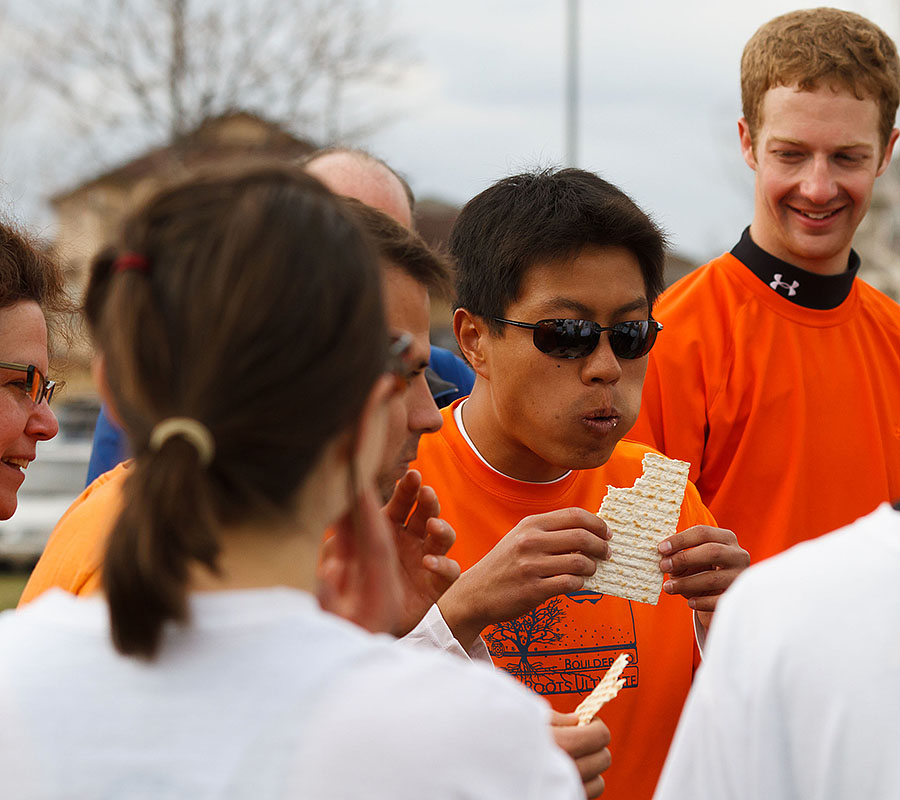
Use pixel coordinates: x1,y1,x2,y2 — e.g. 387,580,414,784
406,374,442,436
800,156,838,205
580,334,622,385
25,400,59,442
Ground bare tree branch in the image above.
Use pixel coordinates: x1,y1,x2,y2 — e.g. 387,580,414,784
12,0,406,157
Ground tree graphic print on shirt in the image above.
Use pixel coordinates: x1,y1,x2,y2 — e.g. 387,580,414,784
484,592,639,697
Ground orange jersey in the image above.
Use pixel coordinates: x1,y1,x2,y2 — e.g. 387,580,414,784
18,463,129,606
631,237,900,562
410,402,716,800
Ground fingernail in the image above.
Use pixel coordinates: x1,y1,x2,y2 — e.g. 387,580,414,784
660,557,672,572
658,540,672,554
663,580,674,593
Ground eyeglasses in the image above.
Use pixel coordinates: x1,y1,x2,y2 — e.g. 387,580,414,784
0,361,58,405
386,332,415,393
493,317,662,360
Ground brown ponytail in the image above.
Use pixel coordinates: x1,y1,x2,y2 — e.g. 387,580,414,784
105,438,219,657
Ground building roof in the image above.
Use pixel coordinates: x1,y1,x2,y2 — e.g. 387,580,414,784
50,111,317,206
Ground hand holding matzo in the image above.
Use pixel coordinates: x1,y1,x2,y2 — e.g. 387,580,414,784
437,507,611,650
658,523,749,626
550,709,611,799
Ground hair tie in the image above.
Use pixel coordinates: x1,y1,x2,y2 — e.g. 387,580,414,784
149,417,215,466
113,252,150,274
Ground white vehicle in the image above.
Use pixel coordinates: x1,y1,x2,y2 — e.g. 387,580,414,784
0,437,93,567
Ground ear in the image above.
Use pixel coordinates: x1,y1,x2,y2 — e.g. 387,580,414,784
876,128,899,177
90,355,125,428
738,118,758,171
454,308,491,378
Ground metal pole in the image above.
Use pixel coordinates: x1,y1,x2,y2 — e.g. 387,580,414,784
565,0,579,167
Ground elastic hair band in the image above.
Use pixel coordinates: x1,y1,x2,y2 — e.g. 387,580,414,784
113,252,150,274
149,417,215,466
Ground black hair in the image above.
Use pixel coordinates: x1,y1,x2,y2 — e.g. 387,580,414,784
449,167,666,331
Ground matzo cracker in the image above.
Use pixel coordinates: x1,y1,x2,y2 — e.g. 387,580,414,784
575,652,630,725
583,452,689,604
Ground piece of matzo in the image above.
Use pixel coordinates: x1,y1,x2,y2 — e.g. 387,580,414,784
575,653,630,725
583,452,689,604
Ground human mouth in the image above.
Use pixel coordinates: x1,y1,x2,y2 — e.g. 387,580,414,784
789,205,843,222
1,457,29,472
389,448,419,483
582,409,621,435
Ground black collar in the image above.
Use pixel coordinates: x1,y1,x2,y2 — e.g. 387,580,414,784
731,228,859,310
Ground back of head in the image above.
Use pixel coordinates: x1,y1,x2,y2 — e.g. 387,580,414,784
741,8,900,151
449,167,666,331
302,147,415,228
340,198,452,299
91,162,387,659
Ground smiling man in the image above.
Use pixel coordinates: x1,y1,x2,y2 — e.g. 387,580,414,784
631,8,900,564
410,168,749,800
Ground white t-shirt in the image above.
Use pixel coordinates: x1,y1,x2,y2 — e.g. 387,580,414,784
654,502,900,800
0,587,581,799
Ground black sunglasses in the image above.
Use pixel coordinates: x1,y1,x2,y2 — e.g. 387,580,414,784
494,317,662,360
0,361,58,405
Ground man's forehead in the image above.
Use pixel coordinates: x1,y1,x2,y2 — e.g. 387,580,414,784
531,294,650,318
518,246,648,296
758,85,882,138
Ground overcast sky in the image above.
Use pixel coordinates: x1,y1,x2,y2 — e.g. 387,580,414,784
369,0,900,261
2,0,899,263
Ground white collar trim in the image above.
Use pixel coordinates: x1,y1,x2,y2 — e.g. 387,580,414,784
453,400,572,485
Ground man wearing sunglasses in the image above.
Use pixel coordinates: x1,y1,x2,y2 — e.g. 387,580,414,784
409,168,749,800
630,9,900,571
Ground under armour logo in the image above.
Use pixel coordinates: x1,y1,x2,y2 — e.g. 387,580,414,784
770,273,799,297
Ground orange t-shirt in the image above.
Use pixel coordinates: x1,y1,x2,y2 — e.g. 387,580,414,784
631,245,900,563
18,462,130,606
410,402,717,800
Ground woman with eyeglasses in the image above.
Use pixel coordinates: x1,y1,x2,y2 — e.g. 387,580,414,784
0,222,64,521
0,164,581,798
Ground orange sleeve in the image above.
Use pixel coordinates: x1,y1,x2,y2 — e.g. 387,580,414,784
17,463,129,607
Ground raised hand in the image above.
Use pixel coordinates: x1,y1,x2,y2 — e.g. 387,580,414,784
438,507,611,650
317,485,405,635
383,469,461,636
659,525,750,629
